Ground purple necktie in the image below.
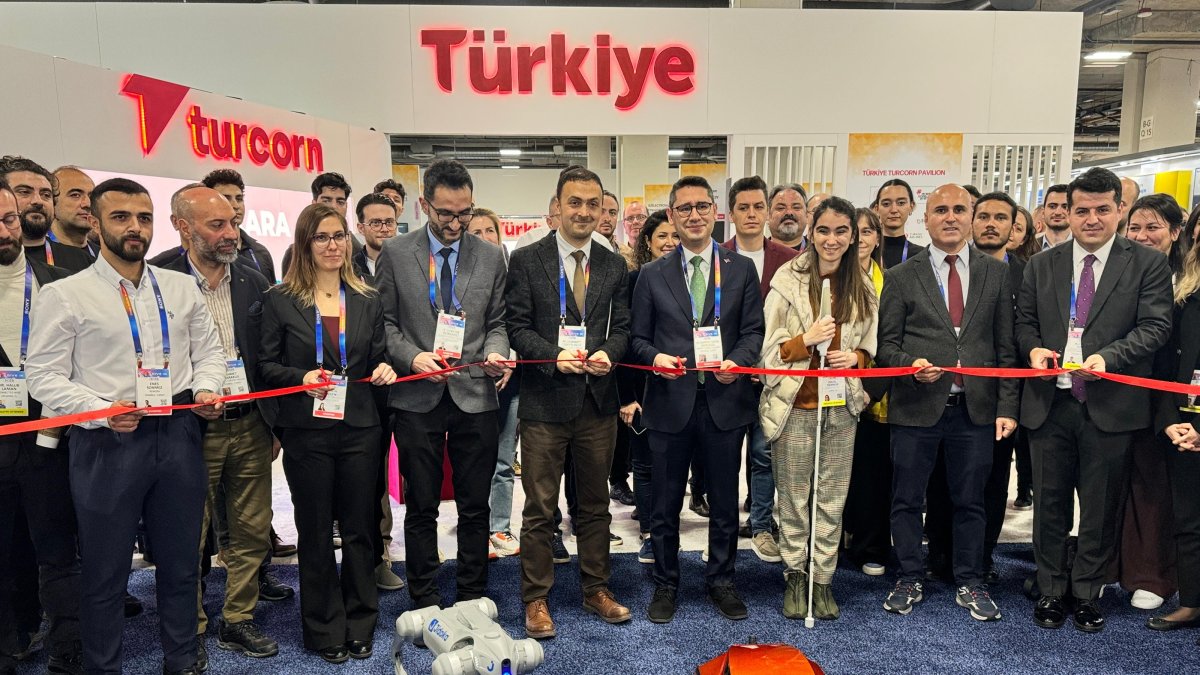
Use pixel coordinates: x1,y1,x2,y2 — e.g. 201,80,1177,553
1072,254,1097,402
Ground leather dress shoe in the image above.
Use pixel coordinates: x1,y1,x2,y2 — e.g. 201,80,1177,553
648,586,677,623
317,645,349,664
124,592,144,618
258,571,295,601
1147,614,1200,631
47,648,85,675
583,589,631,624
609,482,636,506
1073,600,1105,633
347,640,372,659
271,530,297,558
524,599,556,639
690,493,710,518
1033,595,1066,629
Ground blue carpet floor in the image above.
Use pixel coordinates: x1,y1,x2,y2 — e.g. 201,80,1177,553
15,544,1200,674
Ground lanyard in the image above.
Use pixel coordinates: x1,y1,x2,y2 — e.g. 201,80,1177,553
901,239,910,263
17,265,32,368
314,284,348,373
1069,281,1080,327
43,240,54,267
118,268,171,369
244,247,262,273
84,240,97,259
680,242,721,327
558,253,590,324
428,251,462,314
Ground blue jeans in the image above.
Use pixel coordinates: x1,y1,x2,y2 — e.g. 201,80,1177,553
746,422,775,534
489,390,519,533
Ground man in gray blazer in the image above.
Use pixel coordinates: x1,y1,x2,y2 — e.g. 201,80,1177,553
374,159,511,610
876,184,1018,622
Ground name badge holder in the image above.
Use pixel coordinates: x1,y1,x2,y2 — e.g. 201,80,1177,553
429,251,467,360
122,270,173,415
0,266,33,417
223,357,252,397
685,243,724,370
1181,369,1200,414
313,285,349,420
557,252,589,354
818,366,847,408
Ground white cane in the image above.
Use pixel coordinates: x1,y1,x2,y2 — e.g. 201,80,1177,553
805,278,832,630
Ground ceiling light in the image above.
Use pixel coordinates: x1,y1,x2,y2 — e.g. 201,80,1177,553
667,149,685,157
1084,50,1132,61
1101,7,1121,16
1136,1,1152,18
1083,63,1123,69
501,165,520,170
499,148,522,157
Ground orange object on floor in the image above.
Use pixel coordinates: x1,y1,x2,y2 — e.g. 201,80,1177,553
696,643,825,675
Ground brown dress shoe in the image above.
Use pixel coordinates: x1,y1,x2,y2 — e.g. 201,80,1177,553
583,589,632,624
524,599,556,639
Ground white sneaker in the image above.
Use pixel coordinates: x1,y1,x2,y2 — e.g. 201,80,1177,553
1131,589,1164,610
701,546,709,563
490,531,520,557
862,562,886,576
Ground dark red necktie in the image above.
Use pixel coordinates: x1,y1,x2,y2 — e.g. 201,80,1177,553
946,254,964,388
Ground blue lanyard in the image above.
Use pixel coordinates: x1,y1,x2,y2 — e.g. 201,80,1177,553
680,242,721,327
930,255,947,300
314,285,348,373
244,247,262,273
118,268,171,368
18,265,32,368
1069,281,1079,327
428,251,462,314
901,239,911,262
558,254,589,324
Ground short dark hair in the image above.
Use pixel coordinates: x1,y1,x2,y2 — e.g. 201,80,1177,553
602,190,618,203
728,176,768,212
90,177,150,212
668,175,714,208
555,164,603,199
0,155,56,193
768,182,808,206
874,178,914,205
1044,183,1069,205
974,191,1018,220
202,168,244,192
355,192,399,222
311,172,351,200
962,184,983,200
422,159,473,204
373,179,407,203
811,195,856,228
1067,168,1121,208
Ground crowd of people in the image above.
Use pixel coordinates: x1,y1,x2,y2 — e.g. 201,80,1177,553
1,152,1199,675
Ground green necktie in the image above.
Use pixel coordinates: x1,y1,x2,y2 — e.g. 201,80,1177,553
690,255,706,383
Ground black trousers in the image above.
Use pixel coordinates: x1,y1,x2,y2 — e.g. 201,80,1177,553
1029,391,1132,601
926,431,1016,569
843,417,892,566
647,392,744,590
71,413,206,675
629,423,652,535
0,439,80,660
281,425,379,650
394,390,498,608
1167,439,1200,606
610,420,631,486
1014,428,1032,498
890,404,992,586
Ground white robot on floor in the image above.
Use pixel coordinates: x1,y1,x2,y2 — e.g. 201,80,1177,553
393,598,545,675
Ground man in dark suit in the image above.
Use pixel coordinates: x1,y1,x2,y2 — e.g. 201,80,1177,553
50,166,98,260
0,156,92,274
720,176,798,563
631,175,764,623
375,159,510,610
876,184,1018,622
351,193,399,287
505,166,632,638
1016,167,1172,633
0,182,81,674
155,186,284,662
202,169,277,284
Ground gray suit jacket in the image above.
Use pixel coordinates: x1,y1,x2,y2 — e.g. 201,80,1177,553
876,245,1019,427
376,227,509,414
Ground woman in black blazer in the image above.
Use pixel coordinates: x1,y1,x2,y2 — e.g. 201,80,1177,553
257,204,396,663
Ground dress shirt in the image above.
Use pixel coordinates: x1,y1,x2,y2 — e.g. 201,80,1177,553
0,251,40,362
426,225,461,299
928,243,970,393
555,233,590,292
187,256,238,360
515,224,615,252
680,240,714,293
1056,235,1116,389
365,255,377,277
25,254,225,428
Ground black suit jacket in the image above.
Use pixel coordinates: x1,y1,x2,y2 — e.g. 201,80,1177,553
0,260,71,467
876,246,1019,427
506,234,630,423
238,231,277,284
1153,292,1200,435
256,285,387,430
1015,236,1173,432
352,248,376,288
630,244,764,433
24,241,92,274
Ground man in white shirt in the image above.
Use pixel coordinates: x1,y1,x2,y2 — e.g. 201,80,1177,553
1038,185,1072,249
26,177,225,675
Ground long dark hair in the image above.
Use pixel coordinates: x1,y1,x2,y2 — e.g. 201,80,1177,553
1128,193,1187,277
855,207,882,269
1010,206,1041,261
634,209,671,268
806,197,876,325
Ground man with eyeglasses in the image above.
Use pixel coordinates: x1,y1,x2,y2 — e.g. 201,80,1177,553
767,183,809,252
621,199,647,269
374,159,511,611
631,175,765,624
352,193,399,286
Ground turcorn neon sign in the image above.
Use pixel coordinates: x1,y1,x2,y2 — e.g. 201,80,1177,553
121,74,324,173
420,29,696,111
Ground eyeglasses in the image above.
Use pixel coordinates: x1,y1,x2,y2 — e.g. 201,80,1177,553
623,214,648,224
672,202,714,217
431,207,475,225
364,218,397,231
311,232,348,246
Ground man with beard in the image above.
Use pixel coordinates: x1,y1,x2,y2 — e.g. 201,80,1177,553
767,183,809,251
874,179,925,270
202,170,276,284
352,193,399,286
599,191,635,272
50,166,98,259
0,157,91,274
0,181,81,675
156,186,281,664
1038,184,1071,249
26,177,226,675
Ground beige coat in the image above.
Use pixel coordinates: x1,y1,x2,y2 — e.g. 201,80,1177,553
758,256,879,443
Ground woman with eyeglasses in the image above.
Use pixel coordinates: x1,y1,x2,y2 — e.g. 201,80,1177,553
257,203,397,663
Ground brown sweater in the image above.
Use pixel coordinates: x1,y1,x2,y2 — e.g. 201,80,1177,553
779,273,869,409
